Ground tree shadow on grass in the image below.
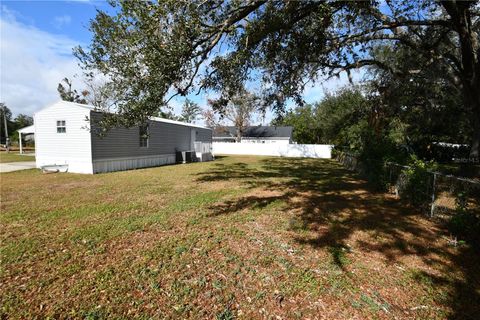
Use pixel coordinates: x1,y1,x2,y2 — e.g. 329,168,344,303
207,193,294,217
196,156,480,319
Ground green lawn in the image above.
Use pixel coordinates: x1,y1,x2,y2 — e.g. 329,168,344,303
1,156,479,319
0,152,35,163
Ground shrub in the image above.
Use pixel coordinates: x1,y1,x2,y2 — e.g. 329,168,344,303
447,191,480,246
448,211,480,246
398,155,437,205
357,135,407,190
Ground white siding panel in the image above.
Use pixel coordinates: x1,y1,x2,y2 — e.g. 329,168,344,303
195,128,212,142
34,102,93,174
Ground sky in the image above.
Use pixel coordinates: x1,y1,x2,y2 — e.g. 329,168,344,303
0,0,361,124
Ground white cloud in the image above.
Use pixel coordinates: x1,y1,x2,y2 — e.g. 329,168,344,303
52,15,72,29
0,7,82,116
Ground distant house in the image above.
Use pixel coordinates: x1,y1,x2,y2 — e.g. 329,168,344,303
34,101,213,174
17,125,35,154
213,126,293,144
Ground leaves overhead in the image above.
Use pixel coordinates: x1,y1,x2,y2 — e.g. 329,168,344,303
76,0,480,155
57,78,88,104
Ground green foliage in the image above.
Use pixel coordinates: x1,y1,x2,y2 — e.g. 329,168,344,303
0,103,12,121
13,114,33,129
9,114,34,144
369,42,473,158
179,98,201,123
399,156,437,205
308,87,409,189
328,245,351,269
447,190,480,246
1,103,14,143
57,78,88,104
316,88,370,149
358,136,402,190
2,156,478,318
159,109,180,121
75,1,479,156
274,87,370,145
272,104,320,144
455,191,469,214
75,0,212,126
1,103,34,144
448,211,480,245
216,307,234,320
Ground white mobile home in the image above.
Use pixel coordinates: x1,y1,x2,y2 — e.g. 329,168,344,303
34,101,213,174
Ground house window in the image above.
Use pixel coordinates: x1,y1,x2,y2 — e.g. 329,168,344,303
56,120,66,133
139,123,149,147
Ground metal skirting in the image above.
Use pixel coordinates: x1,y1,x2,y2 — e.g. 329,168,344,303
92,154,176,173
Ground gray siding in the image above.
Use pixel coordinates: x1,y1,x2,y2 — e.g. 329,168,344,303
195,127,212,142
90,112,212,160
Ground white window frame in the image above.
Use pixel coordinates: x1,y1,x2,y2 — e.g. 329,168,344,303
56,120,66,133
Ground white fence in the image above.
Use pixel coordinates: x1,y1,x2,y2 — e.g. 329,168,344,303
212,142,333,158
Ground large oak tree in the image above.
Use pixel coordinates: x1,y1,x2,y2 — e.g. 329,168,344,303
75,0,480,157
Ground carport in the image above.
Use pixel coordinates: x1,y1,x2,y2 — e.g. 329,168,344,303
17,125,34,154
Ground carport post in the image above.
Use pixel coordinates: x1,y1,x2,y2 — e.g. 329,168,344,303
19,132,23,154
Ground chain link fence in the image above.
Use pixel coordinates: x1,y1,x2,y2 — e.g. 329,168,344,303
335,150,361,171
335,151,480,218
335,150,480,243
385,162,480,218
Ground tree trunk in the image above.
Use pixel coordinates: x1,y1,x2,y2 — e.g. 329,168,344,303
461,45,480,160
236,127,242,143
442,1,479,159
468,88,480,158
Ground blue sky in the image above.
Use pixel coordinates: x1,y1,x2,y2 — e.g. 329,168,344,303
2,0,109,43
1,0,360,124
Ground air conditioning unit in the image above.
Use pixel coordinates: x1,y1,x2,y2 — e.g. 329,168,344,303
176,151,197,164
196,152,213,162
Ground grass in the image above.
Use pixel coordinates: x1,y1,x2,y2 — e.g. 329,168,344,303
1,155,479,319
0,152,35,163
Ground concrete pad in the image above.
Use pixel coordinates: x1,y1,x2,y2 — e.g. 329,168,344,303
0,161,37,173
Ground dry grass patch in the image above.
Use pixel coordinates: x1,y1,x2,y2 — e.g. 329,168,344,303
1,156,479,319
